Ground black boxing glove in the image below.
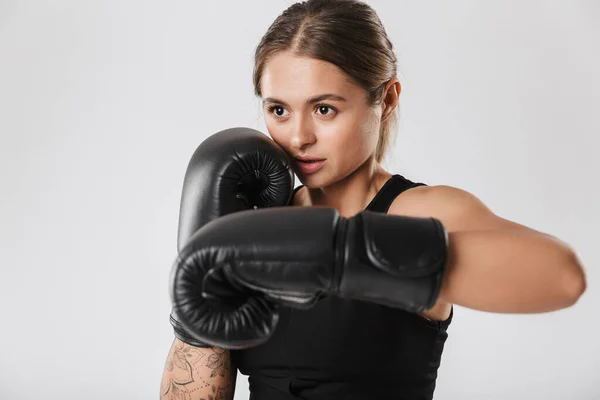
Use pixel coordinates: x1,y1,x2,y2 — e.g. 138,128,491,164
169,127,295,347
175,127,295,251
170,207,448,349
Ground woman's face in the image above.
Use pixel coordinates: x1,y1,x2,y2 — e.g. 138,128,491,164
260,51,383,188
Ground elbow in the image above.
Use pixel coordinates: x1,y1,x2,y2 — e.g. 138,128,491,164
560,251,587,307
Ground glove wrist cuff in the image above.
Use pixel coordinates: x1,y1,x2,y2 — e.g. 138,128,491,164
337,211,448,312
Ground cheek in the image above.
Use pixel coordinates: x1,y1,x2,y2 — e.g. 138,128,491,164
327,110,380,154
264,119,288,147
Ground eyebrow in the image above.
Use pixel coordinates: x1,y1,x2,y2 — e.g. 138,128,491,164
262,94,347,107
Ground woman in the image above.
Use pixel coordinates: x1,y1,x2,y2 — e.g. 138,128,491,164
161,1,586,399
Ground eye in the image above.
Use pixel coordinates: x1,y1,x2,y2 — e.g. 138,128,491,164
267,105,289,120
315,104,336,117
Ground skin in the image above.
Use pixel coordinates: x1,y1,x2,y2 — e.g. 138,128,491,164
160,340,236,400
261,51,587,320
261,51,399,219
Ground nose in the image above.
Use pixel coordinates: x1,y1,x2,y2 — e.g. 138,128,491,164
289,114,317,151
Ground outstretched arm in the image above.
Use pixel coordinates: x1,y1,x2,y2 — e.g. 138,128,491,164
390,185,587,314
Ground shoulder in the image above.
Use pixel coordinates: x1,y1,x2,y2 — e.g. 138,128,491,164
389,184,531,234
392,184,481,208
389,185,484,225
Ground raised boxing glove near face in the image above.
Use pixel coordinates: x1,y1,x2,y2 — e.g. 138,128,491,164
170,127,295,348
176,127,295,252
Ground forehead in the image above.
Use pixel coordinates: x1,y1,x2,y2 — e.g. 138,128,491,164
260,52,363,101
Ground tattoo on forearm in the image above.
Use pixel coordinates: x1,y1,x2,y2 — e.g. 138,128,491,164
206,347,231,377
197,383,233,400
161,342,233,400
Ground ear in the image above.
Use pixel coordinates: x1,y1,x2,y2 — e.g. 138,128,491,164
381,78,401,122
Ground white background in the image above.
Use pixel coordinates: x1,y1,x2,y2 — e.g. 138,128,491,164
0,1,598,399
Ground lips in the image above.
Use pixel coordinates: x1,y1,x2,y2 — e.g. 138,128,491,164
295,156,326,162
295,158,326,174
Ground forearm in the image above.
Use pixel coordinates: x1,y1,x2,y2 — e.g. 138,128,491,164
438,230,586,313
160,339,236,400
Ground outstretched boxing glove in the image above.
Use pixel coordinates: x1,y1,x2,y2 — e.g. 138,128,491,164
170,206,448,349
169,127,295,347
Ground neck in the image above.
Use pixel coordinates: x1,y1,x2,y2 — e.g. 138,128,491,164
307,158,392,218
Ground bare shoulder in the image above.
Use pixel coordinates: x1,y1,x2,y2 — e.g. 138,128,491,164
388,184,528,233
388,185,486,220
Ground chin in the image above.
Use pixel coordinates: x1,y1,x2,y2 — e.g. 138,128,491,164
297,170,337,190
296,171,321,188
